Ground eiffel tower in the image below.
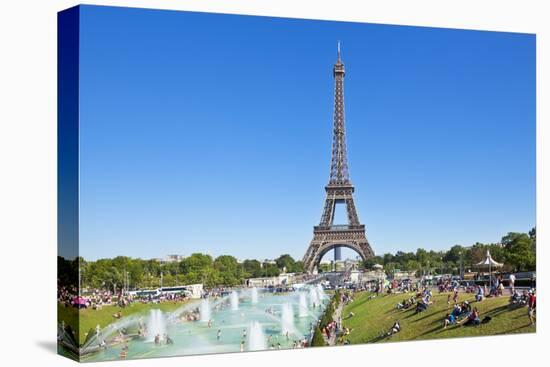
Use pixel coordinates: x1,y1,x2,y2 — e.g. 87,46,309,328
303,43,374,273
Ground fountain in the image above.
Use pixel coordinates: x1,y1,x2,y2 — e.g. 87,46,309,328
251,287,259,304
309,286,320,307
200,299,211,322
230,291,239,311
73,289,328,362
247,321,266,351
146,309,166,342
280,303,295,335
298,292,308,317
316,284,327,302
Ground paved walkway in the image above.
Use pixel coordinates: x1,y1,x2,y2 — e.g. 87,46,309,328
327,299,345,346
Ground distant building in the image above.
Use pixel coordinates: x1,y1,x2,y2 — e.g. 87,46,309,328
246,273,295,287
185,283,203,299
392,270,417,280
154,254,185,264
165,254,184,263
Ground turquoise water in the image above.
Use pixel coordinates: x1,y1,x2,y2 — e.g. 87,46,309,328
80,288,327,362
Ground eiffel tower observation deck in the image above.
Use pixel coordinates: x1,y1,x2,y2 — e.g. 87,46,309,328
303,43,374,273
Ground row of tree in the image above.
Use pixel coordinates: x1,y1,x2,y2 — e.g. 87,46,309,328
59,228,535,291
73,253,305,290
364,229,536,276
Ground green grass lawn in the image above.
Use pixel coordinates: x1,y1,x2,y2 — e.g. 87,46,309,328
341,291,535,344
58,300,197,345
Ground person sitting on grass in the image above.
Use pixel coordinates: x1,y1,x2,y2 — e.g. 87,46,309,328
460,300,471,316
452,301,471,321
451,303,462,318
443,313,456,328
509,289,522,305
458,307,480,326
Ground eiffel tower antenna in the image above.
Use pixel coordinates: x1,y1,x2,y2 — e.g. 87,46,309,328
303,43,374,273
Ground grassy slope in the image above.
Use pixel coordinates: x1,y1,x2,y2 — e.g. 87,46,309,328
341,291,535,344
58,300,196,345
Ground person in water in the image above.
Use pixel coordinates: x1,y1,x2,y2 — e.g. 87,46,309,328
165,334,174,345
217,329,221,341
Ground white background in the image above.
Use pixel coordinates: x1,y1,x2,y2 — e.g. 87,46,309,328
0,1,547,366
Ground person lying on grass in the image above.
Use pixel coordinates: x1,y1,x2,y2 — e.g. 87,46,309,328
397,297,416,310
387,320,401,336
443,313,456,328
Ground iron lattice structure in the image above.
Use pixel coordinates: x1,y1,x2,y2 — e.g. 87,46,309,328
303,45,374,273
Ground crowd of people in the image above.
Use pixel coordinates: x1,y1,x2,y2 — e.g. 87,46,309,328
370,277,537,340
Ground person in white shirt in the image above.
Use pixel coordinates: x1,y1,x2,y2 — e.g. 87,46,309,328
509,274,516,294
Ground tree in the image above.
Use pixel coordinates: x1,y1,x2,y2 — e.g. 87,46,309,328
502,232,535,272
214,255,241,286
415,248,428,266
243,259,263,278
275,254,295,273
182,253,214,285
262,262,280,277
311,326,326,347
443,245,465,263
364,256,383,269
293,260,305,273
404,259,421,272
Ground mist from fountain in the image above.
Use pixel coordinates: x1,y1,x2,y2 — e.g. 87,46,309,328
316,284,327,301
75,290,331,361
230,291,239,311
146,309,167,342
280,303,295,335
247,321,266,351
200,299,211,322
81,313,142,353
309,286,320,307
251,287,259,304
298,292,308,317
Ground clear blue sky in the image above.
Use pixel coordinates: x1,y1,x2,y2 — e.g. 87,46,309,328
77,5,535,261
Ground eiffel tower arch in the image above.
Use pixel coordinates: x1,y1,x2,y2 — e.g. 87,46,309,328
303,43,374,273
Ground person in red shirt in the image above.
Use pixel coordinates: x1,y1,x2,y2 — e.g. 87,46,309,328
528,290,536,325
